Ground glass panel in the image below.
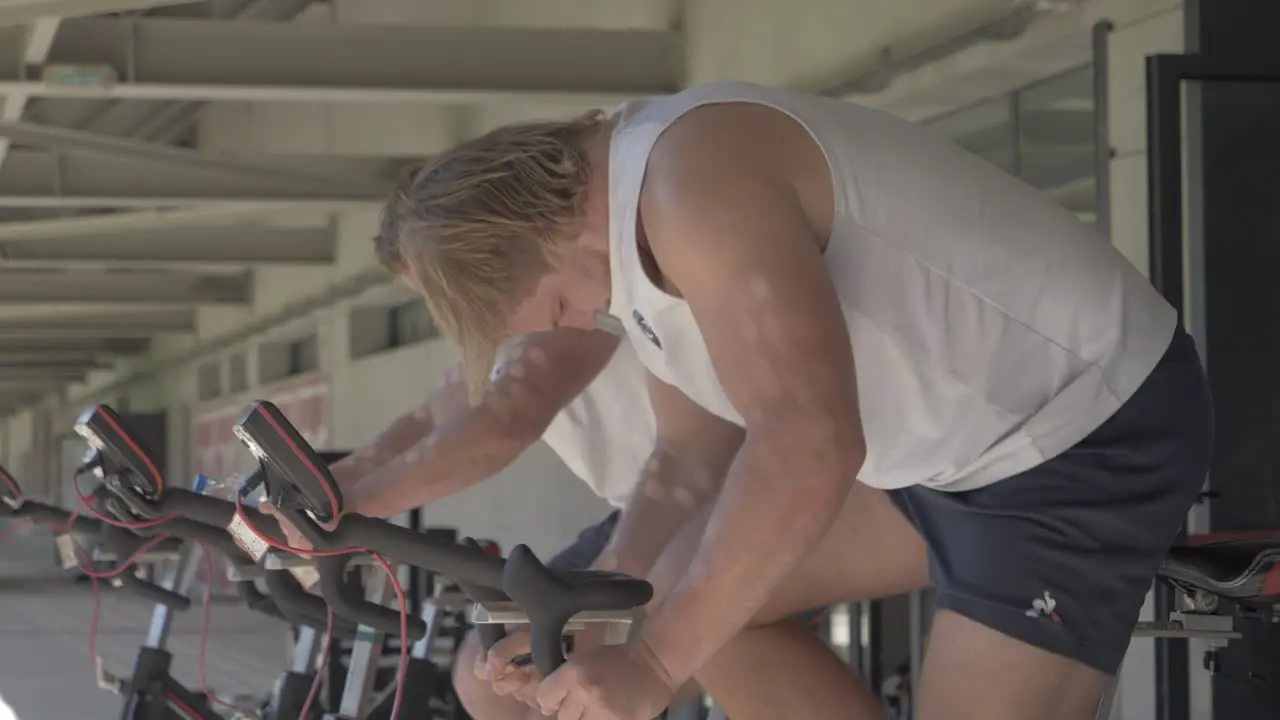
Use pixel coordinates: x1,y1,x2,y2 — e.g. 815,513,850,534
925,96,1017,175
1015,66,1097,223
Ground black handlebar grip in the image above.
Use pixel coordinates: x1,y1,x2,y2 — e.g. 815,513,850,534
259,568,358,635
502,545,580,677
456,538,513,654
117,571,192,611
502,545,654,677
235,580,278,616
263,567,347,633
316,555,427,639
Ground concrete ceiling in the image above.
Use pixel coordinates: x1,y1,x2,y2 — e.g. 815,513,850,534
0,0,1102,414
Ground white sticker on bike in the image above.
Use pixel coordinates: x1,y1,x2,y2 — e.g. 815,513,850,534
227,513,269,562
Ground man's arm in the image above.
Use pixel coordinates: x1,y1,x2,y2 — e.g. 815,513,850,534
327,364,468,489
636,105,865,685
598,372,744,577
346,328,620,519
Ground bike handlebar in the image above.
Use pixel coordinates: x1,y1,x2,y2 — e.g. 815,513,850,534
262,564,358,640
315,554,427,639
115,571,192,611
236,399,654,677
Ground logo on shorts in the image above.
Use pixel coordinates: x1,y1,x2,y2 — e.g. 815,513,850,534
632,309,662,350
1025,591,1063,625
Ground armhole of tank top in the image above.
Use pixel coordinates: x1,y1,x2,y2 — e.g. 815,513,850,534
636,95,853,263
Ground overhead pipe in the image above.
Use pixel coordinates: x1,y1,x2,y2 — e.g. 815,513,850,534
823,1,1086,97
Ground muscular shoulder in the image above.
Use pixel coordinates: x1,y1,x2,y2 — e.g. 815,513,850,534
642,103,798,199
637,103,831,276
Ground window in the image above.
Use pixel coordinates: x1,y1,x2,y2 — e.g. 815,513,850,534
227,352,249,394
349,300,439,358
389,301,438,347
258,333,320,385
197,361,223,401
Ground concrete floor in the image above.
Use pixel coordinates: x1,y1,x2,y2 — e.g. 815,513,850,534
0,525,289,719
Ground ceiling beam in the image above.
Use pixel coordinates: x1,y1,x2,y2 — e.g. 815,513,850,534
0,0,202,27
0,308,194,336
0,147,386,208
0,205,321,240
0,224,335,266
72,0,316,144
0,18,681,105
837,0,1163,121
0,269,250,304
0,120,391,193
0,337,150,354
0,17,60,171
0,349,113,366
0,365,93,381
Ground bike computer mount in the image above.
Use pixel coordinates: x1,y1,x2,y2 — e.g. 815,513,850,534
233,400,342,525
73,405,165,502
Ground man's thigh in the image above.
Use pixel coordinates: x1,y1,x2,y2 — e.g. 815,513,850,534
918,611,1110,720
644,480,930,624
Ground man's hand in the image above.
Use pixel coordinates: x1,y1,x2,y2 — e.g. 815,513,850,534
259,502,340,553
536,642,676,720
474,629,541,706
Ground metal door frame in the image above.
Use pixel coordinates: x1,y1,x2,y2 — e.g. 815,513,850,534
1145,52,1280,720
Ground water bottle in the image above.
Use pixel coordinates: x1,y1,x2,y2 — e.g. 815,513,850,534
191,471,265,507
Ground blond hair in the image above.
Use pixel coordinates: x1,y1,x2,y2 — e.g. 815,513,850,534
383,111,605,398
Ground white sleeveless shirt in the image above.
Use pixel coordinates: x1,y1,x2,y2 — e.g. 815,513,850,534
539,341,654,507
606,82,1177,492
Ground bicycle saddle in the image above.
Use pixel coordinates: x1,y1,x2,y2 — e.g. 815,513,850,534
1159,532,1280,603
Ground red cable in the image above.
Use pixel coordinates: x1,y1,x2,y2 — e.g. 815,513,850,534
372,553,409,720
192,544,257,717
234,497,413,717
162,689,204,720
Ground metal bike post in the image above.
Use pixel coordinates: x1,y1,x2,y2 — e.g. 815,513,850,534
145,544,202,649
331,568,391,720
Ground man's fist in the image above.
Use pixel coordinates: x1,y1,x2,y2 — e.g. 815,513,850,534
475,629,542,706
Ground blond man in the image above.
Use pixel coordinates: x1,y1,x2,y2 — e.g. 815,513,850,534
382,82,1213,720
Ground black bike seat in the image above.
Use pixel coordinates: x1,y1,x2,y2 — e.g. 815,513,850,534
1159,532,1280,602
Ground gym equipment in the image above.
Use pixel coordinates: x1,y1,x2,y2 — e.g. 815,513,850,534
1102,531,1279,719
74,405,418,642
232,397,654,678
73,407,471,718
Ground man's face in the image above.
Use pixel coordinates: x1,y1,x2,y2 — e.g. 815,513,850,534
507,269,602,335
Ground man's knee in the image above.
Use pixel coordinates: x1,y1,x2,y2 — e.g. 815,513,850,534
452,630,489,706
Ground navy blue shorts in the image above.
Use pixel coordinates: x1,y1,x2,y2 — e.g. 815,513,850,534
888,328,1213,673
548,510,621,571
